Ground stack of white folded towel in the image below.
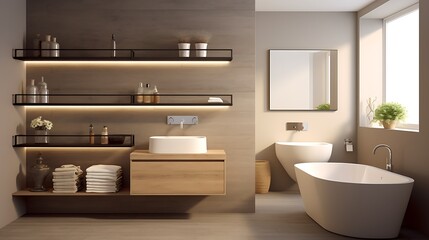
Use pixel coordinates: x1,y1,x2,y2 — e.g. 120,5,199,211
52,164,83,193
86,164,122,193
208,97,224,103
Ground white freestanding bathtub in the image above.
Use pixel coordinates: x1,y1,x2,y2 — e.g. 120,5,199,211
295,162,414,239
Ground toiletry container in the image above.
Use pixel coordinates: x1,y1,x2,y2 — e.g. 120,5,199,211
178,43,191,57
195,43,208,57
111,34,116,57
29,153,50,192
33,34,41,57
41,35,51,57
136,82,144,104
101,126,109,144
89,124,95,144
26,79,38,103
143,83,152,103
37,77,49,103
153,85,160,103
50,37,60,57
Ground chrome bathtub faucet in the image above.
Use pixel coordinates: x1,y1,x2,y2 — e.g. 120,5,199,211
373,144,392,171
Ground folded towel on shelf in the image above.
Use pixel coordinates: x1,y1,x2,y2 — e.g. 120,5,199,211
86,182,120,187
86,186,120,193
85,189,119,193
53,174,81,180
54,165,82,172
86,165,121,173
86,175,122,181
54,181,82,187
53,186,80,191
53,171,80,177
86,171,122,177
53,190,78,194
53,178,81,183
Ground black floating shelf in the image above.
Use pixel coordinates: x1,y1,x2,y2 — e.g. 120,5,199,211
12,93,233,106
13,49,233,61
12,134,134,148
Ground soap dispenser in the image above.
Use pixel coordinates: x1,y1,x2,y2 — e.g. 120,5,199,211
29,153,50,192
26,79,38,103
37,77,49,103
143,83,152,104
136,82,144,104
41,35,51,57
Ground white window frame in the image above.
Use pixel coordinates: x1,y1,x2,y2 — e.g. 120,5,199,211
382,3,419,131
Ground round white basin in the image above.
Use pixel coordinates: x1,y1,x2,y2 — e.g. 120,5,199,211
149,136,207,154
275,142,333,181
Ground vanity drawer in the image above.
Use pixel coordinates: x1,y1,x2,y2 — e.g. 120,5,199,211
130,160,225,195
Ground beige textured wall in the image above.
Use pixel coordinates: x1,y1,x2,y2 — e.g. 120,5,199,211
0,0,26,228
357,0,429,236
24,0,255,213
256,12,357,190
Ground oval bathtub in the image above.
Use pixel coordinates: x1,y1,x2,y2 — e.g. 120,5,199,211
295,162,414,239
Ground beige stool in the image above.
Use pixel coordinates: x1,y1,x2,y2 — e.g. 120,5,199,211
255,160,271,194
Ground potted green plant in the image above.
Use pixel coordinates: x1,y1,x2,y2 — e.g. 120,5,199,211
316,103,330,110
373,102,406,129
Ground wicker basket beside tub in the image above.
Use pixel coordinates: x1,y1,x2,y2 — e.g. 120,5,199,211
255,160,271,193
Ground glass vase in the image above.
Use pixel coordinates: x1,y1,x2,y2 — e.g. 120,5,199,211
34,129,49,144
29,153,50,192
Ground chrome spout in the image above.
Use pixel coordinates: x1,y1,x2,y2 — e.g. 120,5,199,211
373,144,392,171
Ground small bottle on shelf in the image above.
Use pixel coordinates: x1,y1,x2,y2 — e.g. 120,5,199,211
26,79,38,103
37,76,49,103
101,126,109,144
136,82,144,104
153,85,160,103
143,83,152,103
111,34,116,57
41,35,51,57
32,34,41,57
50,37,60,57
89,124,95,144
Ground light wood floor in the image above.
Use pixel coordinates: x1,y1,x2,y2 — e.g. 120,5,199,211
0,191,425,240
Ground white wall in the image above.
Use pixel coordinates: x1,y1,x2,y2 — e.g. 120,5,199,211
256,12,357,190
0,0,26,228
358,0,429,236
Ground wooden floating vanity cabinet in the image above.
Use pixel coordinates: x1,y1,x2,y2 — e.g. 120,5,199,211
130,150,226,195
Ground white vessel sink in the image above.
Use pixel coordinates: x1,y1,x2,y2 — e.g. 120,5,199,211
275,142,333,181
149,136,207,154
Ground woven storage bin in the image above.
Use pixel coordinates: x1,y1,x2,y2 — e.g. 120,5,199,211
255,160,271,193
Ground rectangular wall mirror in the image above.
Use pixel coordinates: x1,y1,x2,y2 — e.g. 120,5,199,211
269,49,338,111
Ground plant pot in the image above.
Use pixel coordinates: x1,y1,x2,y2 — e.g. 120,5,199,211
382,121,397,129
178,43,190,57
34,129,49,144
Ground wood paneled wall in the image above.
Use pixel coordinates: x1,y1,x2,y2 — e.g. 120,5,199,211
25,0,255,213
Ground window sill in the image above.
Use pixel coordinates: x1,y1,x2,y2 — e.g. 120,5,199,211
360,126,419,133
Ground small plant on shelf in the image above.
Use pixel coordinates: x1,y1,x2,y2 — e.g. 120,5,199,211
373,102,406,129
30,116,53,131
316,103,330,110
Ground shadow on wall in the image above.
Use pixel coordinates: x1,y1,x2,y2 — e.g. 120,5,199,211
256,143,295,191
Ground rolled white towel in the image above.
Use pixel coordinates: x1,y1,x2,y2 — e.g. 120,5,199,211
86,165,121,173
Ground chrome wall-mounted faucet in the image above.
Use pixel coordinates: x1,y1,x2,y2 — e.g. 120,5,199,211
373,144,392,171
167,116,199,129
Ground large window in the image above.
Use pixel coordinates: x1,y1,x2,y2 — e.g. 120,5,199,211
384,5,419,129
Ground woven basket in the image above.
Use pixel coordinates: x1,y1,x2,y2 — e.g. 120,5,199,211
255,160,271,194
